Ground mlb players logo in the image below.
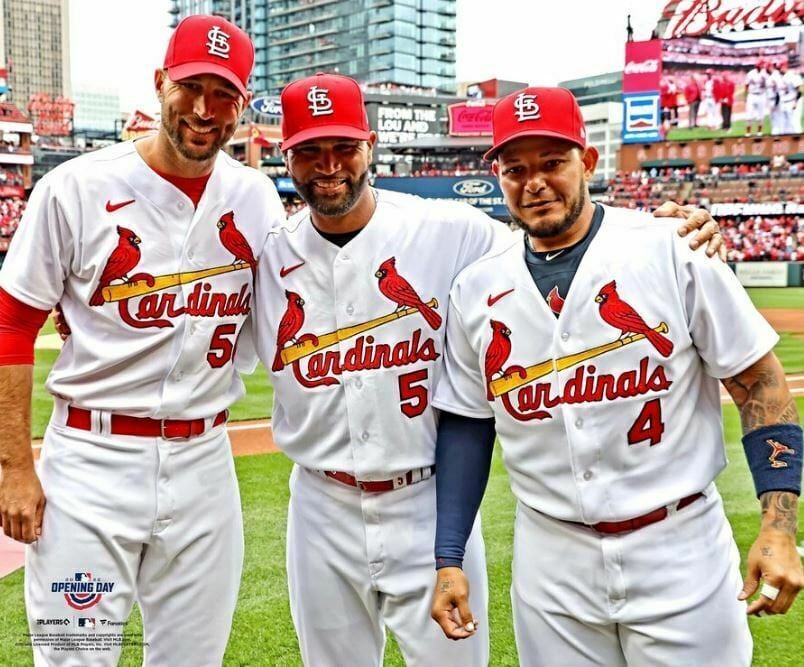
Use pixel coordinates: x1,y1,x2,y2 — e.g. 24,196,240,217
307,86,334,116
514,93,541,122
206,26,231,58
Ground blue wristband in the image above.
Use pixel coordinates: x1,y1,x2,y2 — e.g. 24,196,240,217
741,424,802,497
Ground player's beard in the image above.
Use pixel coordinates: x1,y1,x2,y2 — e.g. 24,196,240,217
162,111,234,162
292,169,369,217
509,175,586,239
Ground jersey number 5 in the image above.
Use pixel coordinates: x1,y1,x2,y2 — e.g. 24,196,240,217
627,398,664,447
207,323,238,368
398,369,428,418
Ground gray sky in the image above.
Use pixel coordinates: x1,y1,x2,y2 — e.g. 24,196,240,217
69,0,672,113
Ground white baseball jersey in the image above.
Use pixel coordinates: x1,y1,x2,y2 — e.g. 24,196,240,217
745,68,766,96
0,140,285,418
433,206,778,524
780,69,802,106
253,189,512,477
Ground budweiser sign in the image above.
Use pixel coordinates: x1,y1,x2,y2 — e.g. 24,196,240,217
662,0,804,38
448,102,493,136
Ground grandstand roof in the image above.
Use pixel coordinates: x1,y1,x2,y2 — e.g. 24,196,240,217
640,158,695,169
709,155,770,165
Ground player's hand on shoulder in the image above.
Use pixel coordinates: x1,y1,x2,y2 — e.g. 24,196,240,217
430,566,478,640
652,201,726,261
0,464,46,544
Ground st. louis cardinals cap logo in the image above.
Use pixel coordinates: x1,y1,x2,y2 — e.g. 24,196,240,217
206,26,231,58
307,86,334,116
514,92,540,121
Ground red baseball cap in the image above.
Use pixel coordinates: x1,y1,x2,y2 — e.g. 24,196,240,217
163,15,254,98
280,73,371,151
484,87,586,161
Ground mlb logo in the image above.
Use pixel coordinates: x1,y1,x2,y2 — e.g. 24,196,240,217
75,572,92,581
78,617,96,629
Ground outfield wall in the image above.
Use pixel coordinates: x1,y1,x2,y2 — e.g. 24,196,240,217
729,262,803,287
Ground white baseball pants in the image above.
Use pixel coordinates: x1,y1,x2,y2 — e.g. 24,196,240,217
510,484,751,666
25,416,244,666
286,465,489,667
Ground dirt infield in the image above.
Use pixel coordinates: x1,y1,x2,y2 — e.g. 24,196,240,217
760,309,804,336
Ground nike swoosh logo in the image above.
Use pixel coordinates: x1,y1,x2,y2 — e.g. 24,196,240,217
279,261,305,278
487,288,515,307
545,249,566,261
105,199,135,213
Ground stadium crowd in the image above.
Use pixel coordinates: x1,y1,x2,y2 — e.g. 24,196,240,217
0,196,26,239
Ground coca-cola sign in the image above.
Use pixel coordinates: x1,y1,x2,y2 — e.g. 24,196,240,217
624,59,660,75
662,0,804,38
623,40,663,93
448,102,493,136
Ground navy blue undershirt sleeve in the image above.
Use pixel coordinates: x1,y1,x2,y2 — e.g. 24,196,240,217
435,411,496,569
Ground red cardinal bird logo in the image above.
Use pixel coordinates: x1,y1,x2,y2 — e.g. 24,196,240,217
546,286,565,316
273,290,306,372
217,211,257,280
595,280,673,358
89,225,142,306
375,257,442,330
485,320,512,400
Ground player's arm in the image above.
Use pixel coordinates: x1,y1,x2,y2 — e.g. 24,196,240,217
721,351,803,616
0,288,49,543
652,201,726,260
431,411,495,640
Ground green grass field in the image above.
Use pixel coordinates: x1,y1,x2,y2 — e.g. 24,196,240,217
5,287,803,665
665,108,803,141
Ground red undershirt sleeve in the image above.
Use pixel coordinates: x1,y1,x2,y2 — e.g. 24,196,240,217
0,287,50,365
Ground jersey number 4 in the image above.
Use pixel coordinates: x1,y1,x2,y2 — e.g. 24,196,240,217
398,369,428,418
627,398,664,447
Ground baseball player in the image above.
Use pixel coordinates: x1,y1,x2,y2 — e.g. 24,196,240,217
0,15,284,666
250,74,724,667
429,87,803,666
745,59,768,136
249,74,725,666
778,62,803,135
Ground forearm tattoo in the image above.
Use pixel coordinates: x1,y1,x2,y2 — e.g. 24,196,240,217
760,491,799,536
439,580,453,593
722,364,800,432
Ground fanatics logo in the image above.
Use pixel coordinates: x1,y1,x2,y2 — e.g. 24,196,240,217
514,93,540,122
307,86,334,116
206,26,231,59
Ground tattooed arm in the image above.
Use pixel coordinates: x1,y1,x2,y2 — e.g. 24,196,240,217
721,351,804,615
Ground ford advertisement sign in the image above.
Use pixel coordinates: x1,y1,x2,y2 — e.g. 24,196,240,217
375,177,507,217
250,96,282,117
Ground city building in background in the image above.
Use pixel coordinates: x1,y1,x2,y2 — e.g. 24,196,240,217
172,0,457,96
72,85,120,133
560,72,623,106
0,0,70,104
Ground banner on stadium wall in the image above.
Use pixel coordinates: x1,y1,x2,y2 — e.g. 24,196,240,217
0,185,24,198
735,262,788,287
622,93,662,143
448,102,493,136
121,110,159,140
374,176,508,217
273,177,296,194
661,0,804,39
623,40,663,93
711,201,804,217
